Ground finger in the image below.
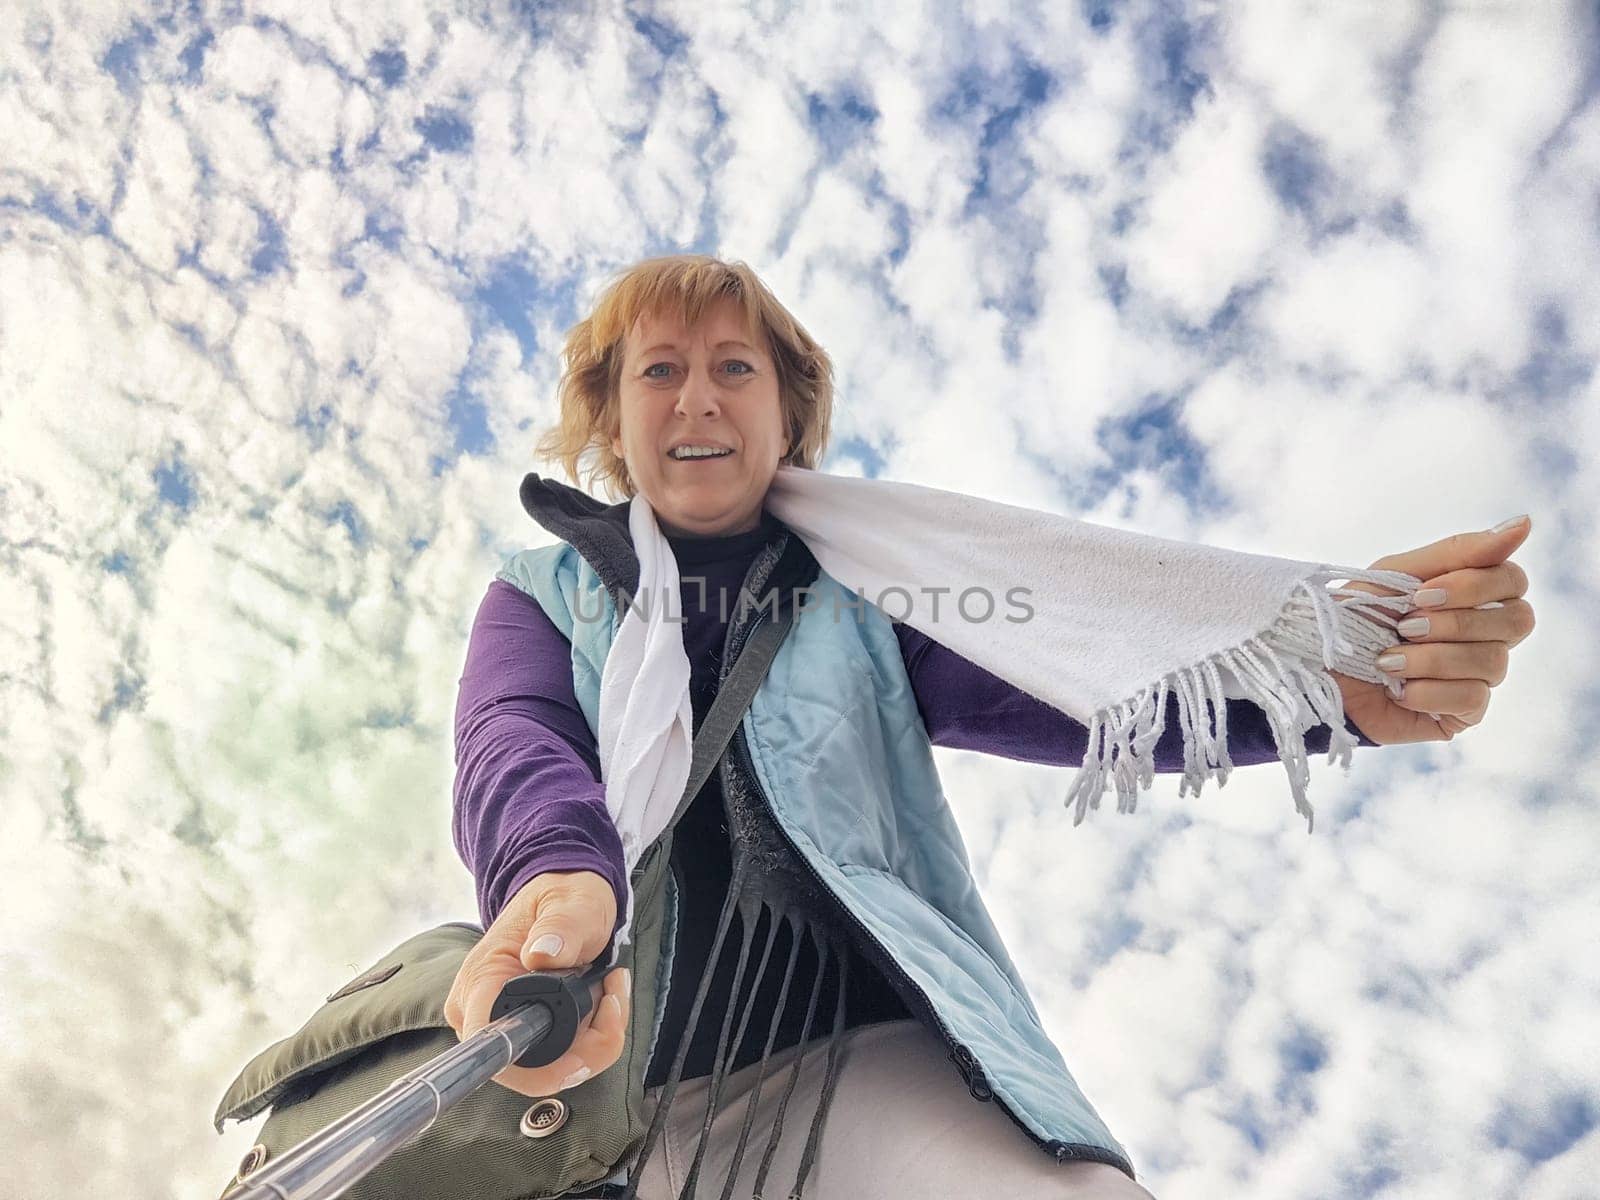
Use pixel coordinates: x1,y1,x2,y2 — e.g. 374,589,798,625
1408,561,1531,611
554,970,632,1075
519,904,613,975
1391,677,1490,718
486,1045,604,1099
1389,599,1532,647
570,967,630,1048
1468,597,1536,650
445,946,497,1035
1378,641,1510,687
443,984,462,1034
1371,517,1531,587
456,943,531,1039
463,966,629,1098
602,965,631,1032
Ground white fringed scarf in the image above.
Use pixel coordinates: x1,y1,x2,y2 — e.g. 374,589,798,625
597,465,1422,957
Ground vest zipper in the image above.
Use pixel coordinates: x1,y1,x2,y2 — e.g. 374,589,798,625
952,1044,994,1101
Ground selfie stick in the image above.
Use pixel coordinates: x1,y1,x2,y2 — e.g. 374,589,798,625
224,962,611,1199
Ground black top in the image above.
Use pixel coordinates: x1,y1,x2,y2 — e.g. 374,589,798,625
644,512,911,1087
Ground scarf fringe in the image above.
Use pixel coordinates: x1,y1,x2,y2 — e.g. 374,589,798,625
621,880,851,1200
720,911,806,1200
619,858,750,1200
678,891,769,1198
750,930,829,1199
1062,566,1419,834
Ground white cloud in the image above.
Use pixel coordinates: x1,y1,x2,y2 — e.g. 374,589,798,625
1,1,1593,1196
1127,93,1284,324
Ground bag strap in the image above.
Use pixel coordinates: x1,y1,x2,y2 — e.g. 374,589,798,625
665,594,797,832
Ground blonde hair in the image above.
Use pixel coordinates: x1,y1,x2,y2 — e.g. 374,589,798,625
535,254,835,499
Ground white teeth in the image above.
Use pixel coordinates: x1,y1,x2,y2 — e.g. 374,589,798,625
670,446,732,459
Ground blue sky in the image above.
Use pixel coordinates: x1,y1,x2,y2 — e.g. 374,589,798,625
1,3,1595,1197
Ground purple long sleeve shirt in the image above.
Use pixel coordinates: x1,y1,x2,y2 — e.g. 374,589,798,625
452,521,1377,1079
453,561,1374,917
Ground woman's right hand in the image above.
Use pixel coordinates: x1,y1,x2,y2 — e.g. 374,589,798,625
443,870,632,1098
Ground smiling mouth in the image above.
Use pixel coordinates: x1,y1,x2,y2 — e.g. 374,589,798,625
668,450,735,462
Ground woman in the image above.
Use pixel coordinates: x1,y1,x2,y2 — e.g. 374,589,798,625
442,254,1388,1200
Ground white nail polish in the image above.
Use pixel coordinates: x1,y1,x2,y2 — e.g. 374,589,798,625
527,933,564,958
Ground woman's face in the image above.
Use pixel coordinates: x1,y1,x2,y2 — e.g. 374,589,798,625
611,297,790,538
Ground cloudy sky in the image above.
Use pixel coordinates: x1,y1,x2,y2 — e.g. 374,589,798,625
2,2,1596,1197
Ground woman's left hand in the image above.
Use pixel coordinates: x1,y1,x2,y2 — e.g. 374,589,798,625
1331,516,1536,746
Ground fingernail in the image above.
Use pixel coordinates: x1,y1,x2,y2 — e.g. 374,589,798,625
1490,514,1529,533
528,933,564,958
621,968,632,990
1397,616,1430,638
559,1065,591,1090
1375,652,1406,672
1413,588,1447,609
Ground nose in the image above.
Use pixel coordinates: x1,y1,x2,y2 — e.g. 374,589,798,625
672,369,723,419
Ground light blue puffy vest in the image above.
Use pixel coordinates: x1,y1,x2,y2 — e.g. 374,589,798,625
496,539,1137,1182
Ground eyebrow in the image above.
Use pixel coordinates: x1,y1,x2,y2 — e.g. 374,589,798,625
638,340,757,356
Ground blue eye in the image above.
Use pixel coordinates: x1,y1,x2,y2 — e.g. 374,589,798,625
645,361,752,377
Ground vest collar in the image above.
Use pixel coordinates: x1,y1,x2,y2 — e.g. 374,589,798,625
517,473,642,600
517,472,815,606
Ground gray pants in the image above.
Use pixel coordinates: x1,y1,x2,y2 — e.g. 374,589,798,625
626,1017,1158,1199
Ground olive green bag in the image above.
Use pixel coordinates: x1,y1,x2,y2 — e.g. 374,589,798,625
212,602,795,1198
211,838,673,1199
